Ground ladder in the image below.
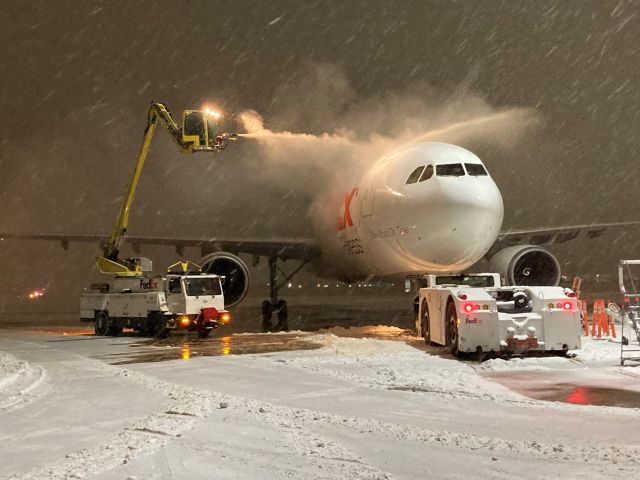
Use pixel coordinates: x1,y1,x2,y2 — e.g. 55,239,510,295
617,260,640,365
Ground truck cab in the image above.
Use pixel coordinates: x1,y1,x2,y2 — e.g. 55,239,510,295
166,274,225,316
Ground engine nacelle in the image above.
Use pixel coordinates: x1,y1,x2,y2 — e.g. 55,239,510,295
199,252,250,307
488,245,561,286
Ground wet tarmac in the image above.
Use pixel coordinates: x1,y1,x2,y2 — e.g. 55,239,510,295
486,372,640,409
108,325,420,364
111,333,324,364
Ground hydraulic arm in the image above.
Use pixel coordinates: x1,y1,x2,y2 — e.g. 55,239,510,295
96,101,236,276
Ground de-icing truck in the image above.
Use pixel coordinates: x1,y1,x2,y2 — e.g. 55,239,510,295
413,273,582,358
81,261,230,338
79,102,236,337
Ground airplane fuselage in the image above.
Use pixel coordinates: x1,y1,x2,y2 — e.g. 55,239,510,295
315,143,504,281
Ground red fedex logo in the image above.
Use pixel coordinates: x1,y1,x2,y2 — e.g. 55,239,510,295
337,187,357,231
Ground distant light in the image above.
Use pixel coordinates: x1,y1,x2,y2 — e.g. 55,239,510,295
287,282,292,288
27,289,45,300
204,107,222,119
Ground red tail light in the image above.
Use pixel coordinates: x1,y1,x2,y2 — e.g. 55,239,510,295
463,303,475,313
562,301,573,311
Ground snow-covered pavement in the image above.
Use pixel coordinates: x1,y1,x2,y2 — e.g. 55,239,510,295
1,329,639,479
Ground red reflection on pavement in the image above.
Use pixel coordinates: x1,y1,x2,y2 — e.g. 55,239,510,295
566,387,589,405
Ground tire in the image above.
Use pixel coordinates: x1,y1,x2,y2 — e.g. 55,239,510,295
261,300,273,332
108,323,123,336
446,300,460,356
197,328,211,339
420,300,431,345
94,311,109,336
138,317,152,337
414,296,420,335
151,313,169,339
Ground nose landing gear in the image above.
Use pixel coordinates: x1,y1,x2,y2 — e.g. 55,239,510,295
261,255,308,332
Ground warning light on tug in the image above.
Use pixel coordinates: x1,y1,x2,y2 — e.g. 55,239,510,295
219,311,231,325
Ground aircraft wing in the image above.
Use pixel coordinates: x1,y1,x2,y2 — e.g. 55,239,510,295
0,233,321,261
488,221,640,257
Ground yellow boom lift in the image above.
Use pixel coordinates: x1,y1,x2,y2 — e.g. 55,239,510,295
96,101,236,276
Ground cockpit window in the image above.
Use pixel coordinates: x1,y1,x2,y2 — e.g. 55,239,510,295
436,164,465,177
418,165,433,182
465,163,488,176
406,166,425,184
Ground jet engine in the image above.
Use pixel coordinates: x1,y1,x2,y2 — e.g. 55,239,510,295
488,245,561,286
199,252,250,307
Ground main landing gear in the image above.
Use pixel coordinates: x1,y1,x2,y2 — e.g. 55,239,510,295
261,255,308,333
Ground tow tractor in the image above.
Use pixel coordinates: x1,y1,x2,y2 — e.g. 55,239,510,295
80,102,236,337
411,273,582,358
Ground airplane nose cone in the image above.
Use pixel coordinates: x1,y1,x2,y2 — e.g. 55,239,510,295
402,177,504,271
429,179,504,268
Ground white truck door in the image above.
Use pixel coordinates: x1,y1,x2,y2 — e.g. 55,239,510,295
166,277,186,314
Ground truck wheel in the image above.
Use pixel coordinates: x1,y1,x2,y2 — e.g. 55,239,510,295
446,301,460,356
421,300,431,345
151,314,169,338
94,312,109,336
197,329,211,339
106,322,123,336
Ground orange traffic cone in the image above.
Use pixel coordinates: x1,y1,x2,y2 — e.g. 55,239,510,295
580,301,589,336
601,300,610,336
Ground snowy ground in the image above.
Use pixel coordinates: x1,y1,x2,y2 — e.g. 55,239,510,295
1,327,639,479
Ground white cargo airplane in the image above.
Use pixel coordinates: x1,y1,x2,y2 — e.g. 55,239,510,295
2,142,637,330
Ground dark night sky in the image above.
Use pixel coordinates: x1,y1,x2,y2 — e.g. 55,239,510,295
0,1,639,306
